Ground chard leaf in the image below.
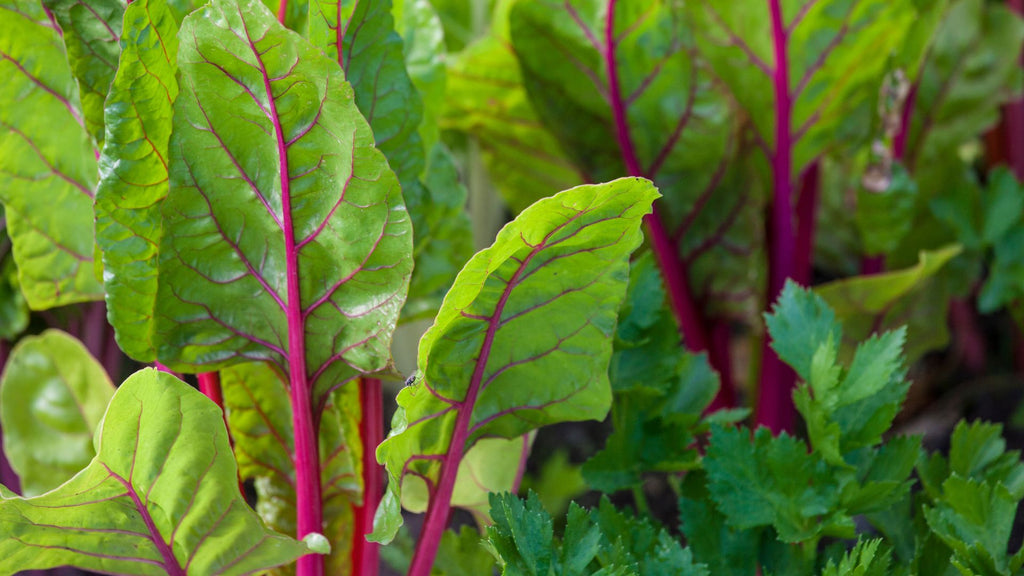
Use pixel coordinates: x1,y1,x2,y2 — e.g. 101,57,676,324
221,362,359,575
978,170,1024,315
813,245,961,364
42,0,125,148
705,425,851,543
0,369,311,575
906,0,1024,168
856,164,919,257
310,0,471,317
0,330,114,497
0,1,103,309
156,0,412,401
374,179,657,542
509,0,759,316
95,0,179,361
444,31,583,213
686,0,918,171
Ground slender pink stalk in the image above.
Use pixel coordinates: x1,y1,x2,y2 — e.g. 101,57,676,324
276,0,288,24
705,320,736,410
756,0,798,433
257,39,323,576
794,162,820,286
351,377,382,576
604,0,711,354
0,340,19,494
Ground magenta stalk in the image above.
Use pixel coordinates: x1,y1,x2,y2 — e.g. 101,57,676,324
756,0,799,433
351,377,383,576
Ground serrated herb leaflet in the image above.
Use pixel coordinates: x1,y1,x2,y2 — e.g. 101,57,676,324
0,0,1023,575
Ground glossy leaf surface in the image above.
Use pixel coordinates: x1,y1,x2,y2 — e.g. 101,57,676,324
42,0,125,148
0,330,114,497
0,1,103,309
0,369,311,575
95,0,179,361
374,178,657,541
156,0,413,397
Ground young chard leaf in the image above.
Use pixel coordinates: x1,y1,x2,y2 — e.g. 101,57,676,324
0,369,312,575
0,1,103,309
41,0,125,148
373,179,657,572
0,330,114,497
95,0,179,361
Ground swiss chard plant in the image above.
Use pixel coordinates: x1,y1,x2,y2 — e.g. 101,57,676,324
1,0,1024,575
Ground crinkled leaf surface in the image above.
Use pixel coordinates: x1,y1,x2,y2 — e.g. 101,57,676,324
510,0,760,316
0,1,103,309
685,0,918,171
309,0,470,318
41,0,125,148
156,0,412,399
0,369,310,575
373,179,657,541
813,245,961,364
95,0,179,361
905,0,1024,169
0,330,114,497
221,362,359,575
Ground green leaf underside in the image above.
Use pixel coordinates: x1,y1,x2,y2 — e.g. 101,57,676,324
221,362,359,575
0,330,114,497
42,0,125,148
309,0,471,318
373,178,658,541
156,0,412,398
0,369,309,575
0,2,103,309
95,0,180,362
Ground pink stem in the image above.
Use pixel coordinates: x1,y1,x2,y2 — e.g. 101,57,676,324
950,297,986,374
0,340,20,494
794,162,819,286
276,0,288,24
756,0,798,433
705,320,736,410
351,378,382,576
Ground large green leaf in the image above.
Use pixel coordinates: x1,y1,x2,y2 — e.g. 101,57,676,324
155,0,412,402
309,0,471,317
95,0,179,362
41,0,125,148
685,0,918,172
373,178,657,542
813,245,961,364
510,0,763,318
905,0,1024,169
0,369,313,575
0,1,103,309
221,362,359,575
0,330,114,497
